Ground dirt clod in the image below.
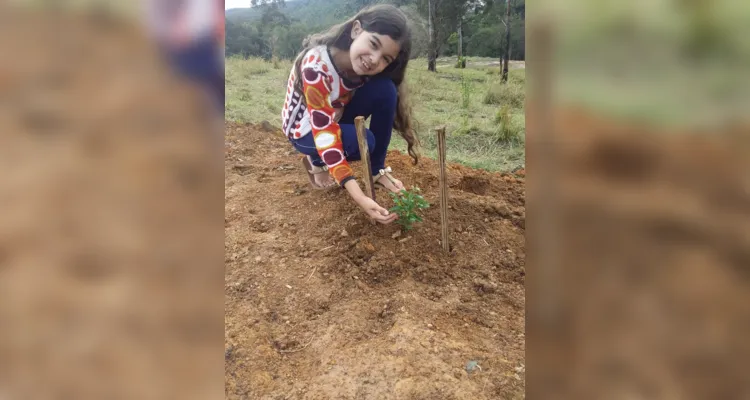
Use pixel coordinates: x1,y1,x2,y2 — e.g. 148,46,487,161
473,279,498,294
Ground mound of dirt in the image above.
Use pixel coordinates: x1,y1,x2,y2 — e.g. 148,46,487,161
224,122,526,399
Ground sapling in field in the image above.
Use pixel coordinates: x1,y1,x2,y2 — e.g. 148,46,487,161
389,187,430,231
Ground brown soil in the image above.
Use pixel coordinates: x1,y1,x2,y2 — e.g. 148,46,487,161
224,122,526,399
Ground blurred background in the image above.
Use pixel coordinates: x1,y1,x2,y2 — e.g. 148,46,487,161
0,0,225,398
544,0,750,128
526,0,750,399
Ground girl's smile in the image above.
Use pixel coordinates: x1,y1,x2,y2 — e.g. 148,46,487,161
333,21,401,77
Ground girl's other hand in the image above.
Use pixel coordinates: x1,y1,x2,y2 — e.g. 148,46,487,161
356,195,398,224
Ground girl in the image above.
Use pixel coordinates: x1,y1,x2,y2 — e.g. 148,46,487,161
280,4,419,225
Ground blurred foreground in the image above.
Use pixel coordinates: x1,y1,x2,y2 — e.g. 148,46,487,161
0,3,224,399
527,1,750,398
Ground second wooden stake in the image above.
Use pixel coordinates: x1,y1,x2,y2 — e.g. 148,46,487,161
437,127,450,252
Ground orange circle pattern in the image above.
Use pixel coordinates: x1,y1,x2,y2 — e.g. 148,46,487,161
331,165,353,183
305,86,327,110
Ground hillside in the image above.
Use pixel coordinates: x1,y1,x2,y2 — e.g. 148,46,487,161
225,0,525,60
226,0,354,27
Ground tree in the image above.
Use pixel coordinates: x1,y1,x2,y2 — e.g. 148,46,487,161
418,0,472,71
427,0,437,71
224,0,525,62
466,26,501,57
259,6,291,58
342,0,379,16
501,0,511,82
456,17,464,68
455,0,483,66
250,0,284,6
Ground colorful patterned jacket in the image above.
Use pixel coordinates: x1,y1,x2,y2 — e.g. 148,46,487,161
281,45,367,187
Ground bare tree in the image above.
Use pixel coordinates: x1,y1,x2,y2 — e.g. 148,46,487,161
427,0,437,71
422,0,470,72
457,17,465,68
501,0,511,82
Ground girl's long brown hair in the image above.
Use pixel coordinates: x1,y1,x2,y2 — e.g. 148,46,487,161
291,4,419,165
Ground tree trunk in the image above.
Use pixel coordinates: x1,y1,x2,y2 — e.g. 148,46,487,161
502,0,511,82
427,0,437,72
457,18,464,68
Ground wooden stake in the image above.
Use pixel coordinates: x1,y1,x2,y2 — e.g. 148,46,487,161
355,116,375,201
437,127,449,252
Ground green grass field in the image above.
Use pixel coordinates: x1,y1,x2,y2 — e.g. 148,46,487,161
225,56,525,172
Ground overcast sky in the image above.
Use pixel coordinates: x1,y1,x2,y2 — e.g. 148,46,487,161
225,0,250,10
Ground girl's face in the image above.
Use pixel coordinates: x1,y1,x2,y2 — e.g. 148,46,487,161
348,21,401,76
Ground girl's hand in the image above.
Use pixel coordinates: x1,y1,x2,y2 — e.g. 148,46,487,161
355,195,398,224
343,179,397,224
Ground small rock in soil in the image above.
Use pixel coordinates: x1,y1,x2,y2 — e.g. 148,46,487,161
494,204,511,217
362,242,376,254
473,279,498,294
392,230,402,239
465,360,481,374
341,229,349,237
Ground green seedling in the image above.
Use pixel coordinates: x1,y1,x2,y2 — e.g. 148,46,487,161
389,187,430,231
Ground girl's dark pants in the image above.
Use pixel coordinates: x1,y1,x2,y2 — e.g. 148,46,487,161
291,77,397,177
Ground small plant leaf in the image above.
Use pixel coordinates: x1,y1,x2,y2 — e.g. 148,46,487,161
389,186,431,231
